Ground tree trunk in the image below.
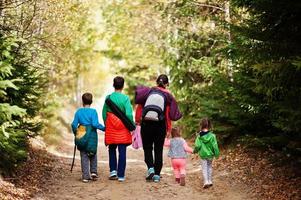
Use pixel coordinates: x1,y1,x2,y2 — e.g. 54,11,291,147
76,73,83,107
225,1,233,82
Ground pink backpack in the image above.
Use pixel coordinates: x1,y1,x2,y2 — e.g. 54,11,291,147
132,125,143,149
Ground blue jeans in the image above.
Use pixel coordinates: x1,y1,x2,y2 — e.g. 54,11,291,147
108,144,127,178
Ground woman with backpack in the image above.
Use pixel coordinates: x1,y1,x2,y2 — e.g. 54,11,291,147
135,74,182,182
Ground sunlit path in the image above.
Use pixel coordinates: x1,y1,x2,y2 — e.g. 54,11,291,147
33,89,254,200
1,1,300,200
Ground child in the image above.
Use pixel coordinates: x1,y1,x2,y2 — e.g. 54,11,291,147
193,118,219,188
71,93,105,183
164,127,193,186
102,76,135,182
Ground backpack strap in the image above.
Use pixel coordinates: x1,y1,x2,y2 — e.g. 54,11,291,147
105,95,136,131
142,88,167,121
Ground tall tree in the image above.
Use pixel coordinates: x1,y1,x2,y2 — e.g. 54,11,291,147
0,0,108,174
228,0,301,148
159,0,234,135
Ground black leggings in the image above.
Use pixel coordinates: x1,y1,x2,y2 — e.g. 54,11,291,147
141,120,166,176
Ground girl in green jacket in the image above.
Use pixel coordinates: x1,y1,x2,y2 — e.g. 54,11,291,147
193,118,220,189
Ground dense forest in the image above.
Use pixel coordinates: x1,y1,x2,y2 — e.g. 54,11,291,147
0,0,108,174
1,0,301,177
103,0,301,155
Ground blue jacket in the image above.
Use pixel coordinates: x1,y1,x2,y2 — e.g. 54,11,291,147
71,107,105,153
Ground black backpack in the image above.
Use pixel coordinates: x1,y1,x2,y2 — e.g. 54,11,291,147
142,89,167,121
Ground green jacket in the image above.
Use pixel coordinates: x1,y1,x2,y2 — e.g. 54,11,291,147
194,131,220,159
102,92,134,124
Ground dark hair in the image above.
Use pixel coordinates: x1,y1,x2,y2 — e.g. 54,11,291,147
156,74,169,88
200,118,212,130
82,93,93,105
171,127,181,138
113,76,124,90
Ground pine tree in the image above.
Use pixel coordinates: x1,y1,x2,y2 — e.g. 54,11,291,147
229,0,301,148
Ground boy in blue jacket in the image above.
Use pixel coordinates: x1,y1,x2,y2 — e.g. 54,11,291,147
71,93,105,182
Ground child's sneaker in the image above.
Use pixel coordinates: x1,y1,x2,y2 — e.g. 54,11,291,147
203,184,210,189
152,175,160,183
91,173,98,179
82,179,89,183
145,167,155,181
175,178,180,183
109,170,118,180
180,175,185,186
118,177,125,182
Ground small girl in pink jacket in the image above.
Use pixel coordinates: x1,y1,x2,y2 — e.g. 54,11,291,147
164,127,193,186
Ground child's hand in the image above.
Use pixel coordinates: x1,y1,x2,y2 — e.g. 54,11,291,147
193,149,197,154
100,126,106,132
166,132,171,138
164,138,170,147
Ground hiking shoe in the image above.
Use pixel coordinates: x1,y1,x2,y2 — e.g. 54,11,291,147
91,173,98,179
109,170,118,180
118,177,125,182
203,184,210,189
180,175,186,186
145,167,155,181
82,179,89,183
152,175,160,183
175,178,180,183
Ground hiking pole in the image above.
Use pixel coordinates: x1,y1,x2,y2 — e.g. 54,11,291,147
70,144,76,172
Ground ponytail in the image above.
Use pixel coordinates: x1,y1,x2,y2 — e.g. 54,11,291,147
156,74,169,88
157,79,165,88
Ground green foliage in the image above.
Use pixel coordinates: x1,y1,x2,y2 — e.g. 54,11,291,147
0,0,110,174
0,129,27,170
1,0,300,176
159,0,301,153
160,0,234,136
98,0,301,155
0,36,31,173
229,0,301,138
101,0,167,96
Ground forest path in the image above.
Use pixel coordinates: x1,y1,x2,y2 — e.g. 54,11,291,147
31,106,255,200
33,134,254,200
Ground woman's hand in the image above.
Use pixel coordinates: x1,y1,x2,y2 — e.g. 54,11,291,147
166,130,171,138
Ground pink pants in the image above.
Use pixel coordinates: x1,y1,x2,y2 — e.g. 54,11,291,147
171,158,186,178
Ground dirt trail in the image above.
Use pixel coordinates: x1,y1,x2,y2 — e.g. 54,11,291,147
32,123,255,200
32,86,255,200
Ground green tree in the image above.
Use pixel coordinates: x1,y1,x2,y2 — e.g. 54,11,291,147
0,0,109,174
228,0,301,149
101,0,167,93
159,0,234,136
0,36,29,173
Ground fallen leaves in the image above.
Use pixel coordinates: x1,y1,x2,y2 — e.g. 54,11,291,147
1,139,300,200
216,145,301,200
0,180,29,200
0,147,59,200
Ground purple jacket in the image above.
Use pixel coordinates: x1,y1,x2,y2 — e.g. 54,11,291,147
135,85,182,121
